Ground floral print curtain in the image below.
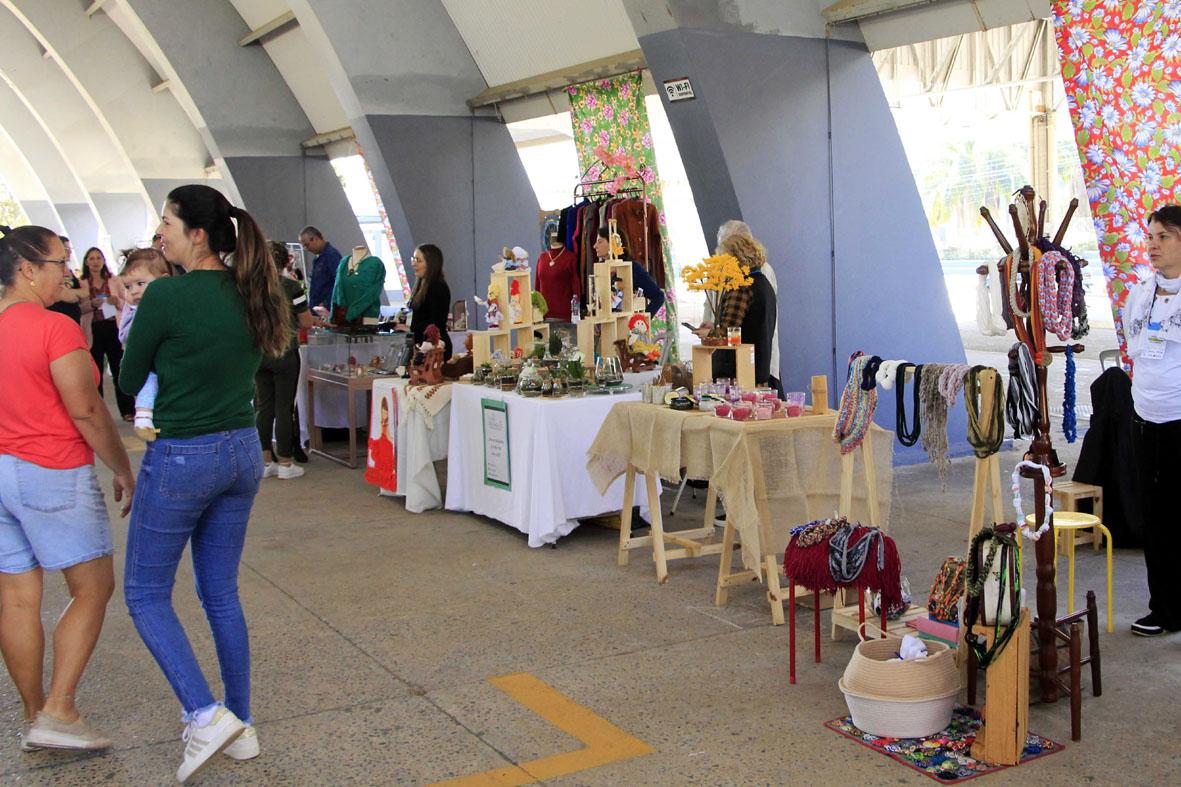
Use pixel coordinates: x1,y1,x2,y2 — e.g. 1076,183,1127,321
1052,1,1181,361
567,73,678,356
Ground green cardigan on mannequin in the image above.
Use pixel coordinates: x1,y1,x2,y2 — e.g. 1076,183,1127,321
331,255,385,321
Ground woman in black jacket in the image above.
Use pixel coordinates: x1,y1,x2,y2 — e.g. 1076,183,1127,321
400,244,452,360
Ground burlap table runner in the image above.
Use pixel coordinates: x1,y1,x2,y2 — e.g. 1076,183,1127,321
587,402,893,573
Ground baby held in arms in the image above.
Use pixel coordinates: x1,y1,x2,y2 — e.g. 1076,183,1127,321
118,248,171,441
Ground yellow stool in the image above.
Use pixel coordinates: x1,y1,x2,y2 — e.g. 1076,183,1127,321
1052,481,1104,553
1026,512,1114,633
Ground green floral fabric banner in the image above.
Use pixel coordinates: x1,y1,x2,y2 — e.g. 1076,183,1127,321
567,73,677,355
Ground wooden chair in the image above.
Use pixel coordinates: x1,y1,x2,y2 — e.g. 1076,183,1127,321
1026,512,1114,633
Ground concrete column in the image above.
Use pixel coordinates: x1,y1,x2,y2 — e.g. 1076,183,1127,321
625,1,967,455
20,201,63,233
121,0,363,249
55,204,102,255
294,0,540,306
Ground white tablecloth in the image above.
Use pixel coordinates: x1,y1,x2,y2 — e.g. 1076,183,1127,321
445,384,649,547
368,378,451,512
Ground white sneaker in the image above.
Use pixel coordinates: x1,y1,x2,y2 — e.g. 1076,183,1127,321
262,463,279,479
23,711,111,751
176,706,244,784
19,719,42,752
223,724,259,760
276,464,305,480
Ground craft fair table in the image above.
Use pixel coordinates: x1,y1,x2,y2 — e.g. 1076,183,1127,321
445,383,650,547
306,369,380,469
366,378,452,512
297,333,401,444
586,402,893,624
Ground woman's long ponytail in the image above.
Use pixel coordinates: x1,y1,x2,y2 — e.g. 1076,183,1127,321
229,206,291,358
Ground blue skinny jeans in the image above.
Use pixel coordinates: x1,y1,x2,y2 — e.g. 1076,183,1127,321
124,427,262,722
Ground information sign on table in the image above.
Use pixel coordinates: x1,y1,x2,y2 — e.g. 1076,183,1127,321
481,398,511,491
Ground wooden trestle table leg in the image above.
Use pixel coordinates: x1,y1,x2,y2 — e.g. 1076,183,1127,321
714,519,738,606
645,471,669,584
764,556,785,626
617,465,637,567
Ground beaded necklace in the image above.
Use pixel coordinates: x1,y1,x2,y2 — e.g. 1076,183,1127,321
964,525,1022,668
1063,347,1077,444
1011,460,1053,540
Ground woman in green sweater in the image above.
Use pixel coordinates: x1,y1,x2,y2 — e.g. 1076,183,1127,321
119,185,290,783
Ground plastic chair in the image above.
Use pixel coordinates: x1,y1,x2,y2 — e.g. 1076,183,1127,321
1026,512,1113,633
1098,349,1121,370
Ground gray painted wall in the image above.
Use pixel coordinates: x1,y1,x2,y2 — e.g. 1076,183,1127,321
143,179,231,215
55,203,101,257
223,155,364,248
638,26,967,458
20,200,62,233
360,114,540,308
91,192,152,251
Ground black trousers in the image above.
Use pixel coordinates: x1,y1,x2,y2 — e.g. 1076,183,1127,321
91,319,134,417
1132,414,1181,628
256,348,300,459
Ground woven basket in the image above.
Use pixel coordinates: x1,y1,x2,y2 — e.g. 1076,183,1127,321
839,637,959,738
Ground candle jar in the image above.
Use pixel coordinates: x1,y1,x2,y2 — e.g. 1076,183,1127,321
727,327,741,346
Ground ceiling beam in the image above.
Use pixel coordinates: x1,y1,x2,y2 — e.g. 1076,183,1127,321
469,49,646,109
150,79,171,94
238,10,297,47
84,0,110,18
301,126,354,149
822,0,943,25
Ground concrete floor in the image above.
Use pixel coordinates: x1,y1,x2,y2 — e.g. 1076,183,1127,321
2,416,1178,786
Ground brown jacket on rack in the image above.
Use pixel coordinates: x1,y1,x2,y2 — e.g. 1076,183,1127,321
614,199,665,288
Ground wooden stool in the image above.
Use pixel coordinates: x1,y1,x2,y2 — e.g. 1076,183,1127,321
1025,512,1114,633
1052,481,1104,552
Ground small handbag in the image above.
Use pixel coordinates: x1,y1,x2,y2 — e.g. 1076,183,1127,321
927,556,966,623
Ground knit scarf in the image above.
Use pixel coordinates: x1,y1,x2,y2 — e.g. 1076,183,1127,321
919,363,952,482
829,524,884,584
965,365,1005,458
833,353,877,455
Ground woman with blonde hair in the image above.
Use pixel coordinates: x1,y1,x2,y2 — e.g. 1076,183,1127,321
711,233,777,386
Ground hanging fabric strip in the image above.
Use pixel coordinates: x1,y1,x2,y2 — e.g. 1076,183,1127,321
1038,250,1075,341
976,259,1009,336
919,363,952,482
1012,460,1053,540
1005,342,1039,439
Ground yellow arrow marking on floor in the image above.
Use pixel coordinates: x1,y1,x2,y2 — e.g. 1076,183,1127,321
431,672,654,786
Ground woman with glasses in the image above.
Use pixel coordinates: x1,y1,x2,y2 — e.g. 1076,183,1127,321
0,224,134,752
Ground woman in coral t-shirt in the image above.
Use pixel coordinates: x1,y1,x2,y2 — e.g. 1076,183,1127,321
0,225,133,752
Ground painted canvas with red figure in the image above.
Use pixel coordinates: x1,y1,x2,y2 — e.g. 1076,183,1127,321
1052,1,1181,363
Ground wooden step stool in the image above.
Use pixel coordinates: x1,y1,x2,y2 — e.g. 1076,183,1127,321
1052,481,1104,552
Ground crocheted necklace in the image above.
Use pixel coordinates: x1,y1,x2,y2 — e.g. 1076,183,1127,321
1038,250,1075,341
938,363,971,407
895,362,922,447
833,352,877,455
1063,347,1077,443
1012,460,1053,539
964,524,1022,668
964,365,1005,458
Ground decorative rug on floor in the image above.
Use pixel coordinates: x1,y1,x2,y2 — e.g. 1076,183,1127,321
823,705,1064,782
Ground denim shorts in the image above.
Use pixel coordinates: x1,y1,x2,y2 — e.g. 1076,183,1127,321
0,454,113,573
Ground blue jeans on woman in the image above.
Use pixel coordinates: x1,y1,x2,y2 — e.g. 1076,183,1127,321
124,427,262,722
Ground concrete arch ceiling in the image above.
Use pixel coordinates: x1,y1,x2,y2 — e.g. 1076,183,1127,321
0,4,154,249
98,0,361,246
3,0,220,215
0,122,67,233
0,73,108,250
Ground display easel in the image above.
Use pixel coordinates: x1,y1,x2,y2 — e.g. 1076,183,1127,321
979,186,1085,704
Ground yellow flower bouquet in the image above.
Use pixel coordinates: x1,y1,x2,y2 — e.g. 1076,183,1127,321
681,254,752,342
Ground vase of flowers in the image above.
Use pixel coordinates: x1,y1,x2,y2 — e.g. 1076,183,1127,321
680,254,753,346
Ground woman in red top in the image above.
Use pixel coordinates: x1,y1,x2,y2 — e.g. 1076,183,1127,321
81,247,134,421
535,226,580,321
0,225,134,752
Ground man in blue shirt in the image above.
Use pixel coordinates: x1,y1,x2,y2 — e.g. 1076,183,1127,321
300,225,342,311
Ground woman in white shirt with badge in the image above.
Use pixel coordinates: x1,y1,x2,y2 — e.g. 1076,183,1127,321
1126,205,1181,637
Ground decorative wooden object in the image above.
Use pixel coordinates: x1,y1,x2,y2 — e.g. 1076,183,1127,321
968,608,1031,765
576,245,646,363
408,346,445,386
980,185,1086,704
691,344,755,390
471,268,551,366
1052,480,1105,551
810,375,829,414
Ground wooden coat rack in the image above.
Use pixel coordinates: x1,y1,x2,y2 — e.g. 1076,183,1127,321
979,186,1085,703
